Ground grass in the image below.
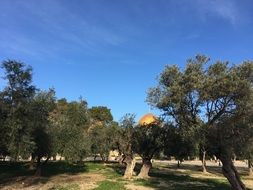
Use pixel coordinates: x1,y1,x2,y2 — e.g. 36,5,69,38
134,178,161,186
91,161,232,190
0,161,89,189
49,183,80,190
93,180,127,190
0,161,33,184
0,161,87,179
43,161,88,177
133,172,230,190
0,160,251,190
85,161,108,172
128,162,231,190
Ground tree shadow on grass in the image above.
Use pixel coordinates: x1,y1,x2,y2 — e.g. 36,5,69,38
156,162,223,175
43,161,88,177
0,161,33,183
157,162,250,179
106,162,231,190
143,172,231,190
0,161,88,188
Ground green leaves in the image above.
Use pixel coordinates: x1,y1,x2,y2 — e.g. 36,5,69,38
30,90,56,160
89,106,113,124
1,60,36,159
148,54,253,163
133,124,166,160
88,106,116,161
49,99,90,163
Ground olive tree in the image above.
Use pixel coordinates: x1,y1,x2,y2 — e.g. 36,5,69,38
133,122,166,178
117,114,136,179
49,98,90,163
29,89,56,176
148,55,253,190
88,106,114,161
163,123,198,168
1,60,36,160
148,56,208,172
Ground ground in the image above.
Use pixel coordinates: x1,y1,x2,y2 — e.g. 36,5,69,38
0,160,252,190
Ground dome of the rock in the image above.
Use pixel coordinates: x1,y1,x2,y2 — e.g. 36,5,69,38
138,113,158,126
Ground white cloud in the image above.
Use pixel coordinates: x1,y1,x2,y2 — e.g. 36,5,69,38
0,0,128,61
195,0,239,25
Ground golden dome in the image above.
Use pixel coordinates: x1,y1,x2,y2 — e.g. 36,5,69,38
138,113,158,126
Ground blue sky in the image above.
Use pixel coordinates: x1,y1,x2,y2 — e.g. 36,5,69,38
0,0,253,121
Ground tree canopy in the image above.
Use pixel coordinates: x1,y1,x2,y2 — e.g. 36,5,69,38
1,57,253,190
147,55,253,190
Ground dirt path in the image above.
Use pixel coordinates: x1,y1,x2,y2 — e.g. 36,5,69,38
125,184,154,190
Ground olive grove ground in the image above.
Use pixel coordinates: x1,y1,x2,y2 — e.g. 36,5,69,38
0,160,252,190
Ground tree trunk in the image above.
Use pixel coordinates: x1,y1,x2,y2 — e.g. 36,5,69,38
14,147,20,162
118,155,124,165
123,155,136,179
44,156,50,165
34,157,41,176
232,153,237,163
213,155,217,163
177,160,180,168
100,153,106,163
138,158,152,179
220,157,246,190
29,154,35,170
201,150,207,173
248,159,253,176
34,156,50,177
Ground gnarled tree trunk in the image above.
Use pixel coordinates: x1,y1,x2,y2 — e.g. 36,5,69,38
123,155,136,179
29,154,35,170
100,153,105,163
220,156,246,190
177,159,183,168
248,159,253,176
34,157,41,176
138,158,152,179
34,156,50,177
93,154,97,161
201,150,207,173
177,160,181,168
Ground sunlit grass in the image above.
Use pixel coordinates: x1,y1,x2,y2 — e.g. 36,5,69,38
50,183,80,190
93,180,127,190
0,161,250,190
